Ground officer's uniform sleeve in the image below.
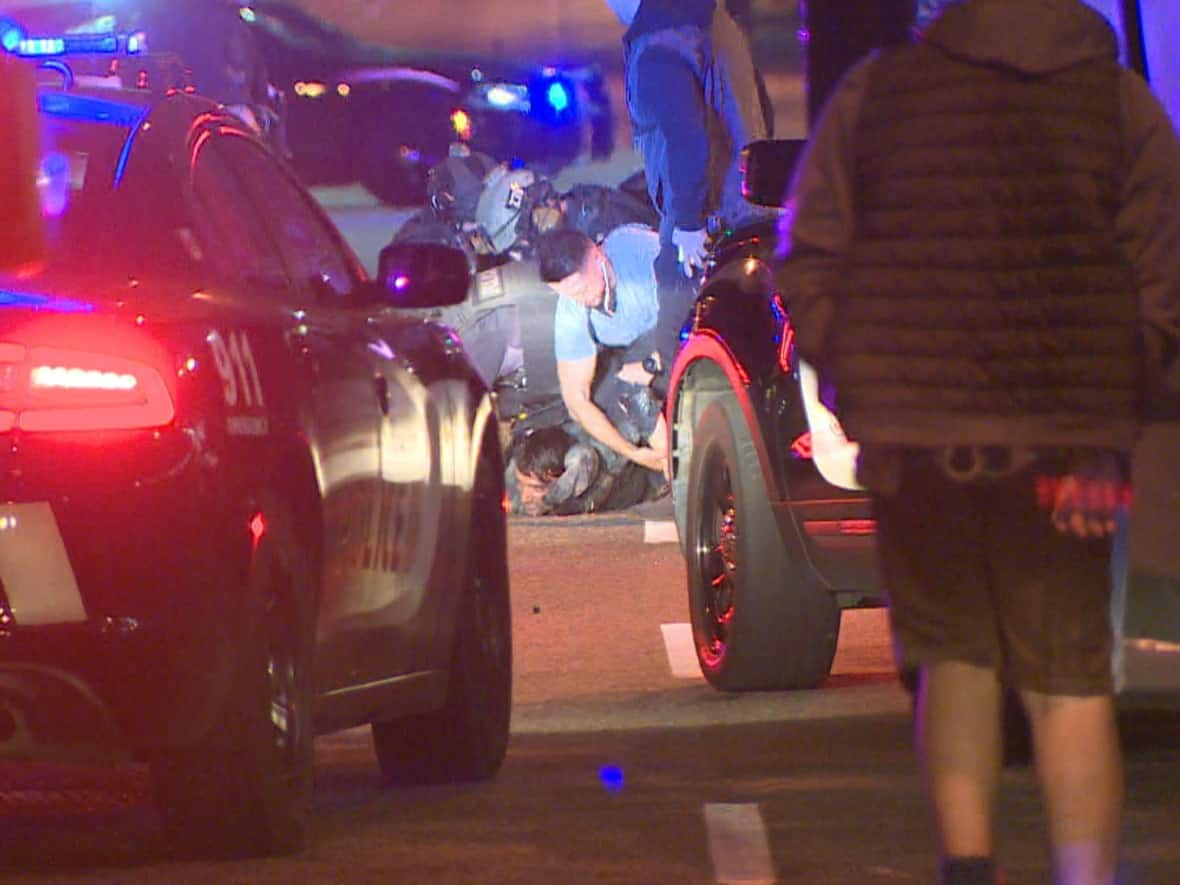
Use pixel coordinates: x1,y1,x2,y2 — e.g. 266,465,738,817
633,46,710,231
773,55,875,370
1117,69,1180,406
553,298,597,362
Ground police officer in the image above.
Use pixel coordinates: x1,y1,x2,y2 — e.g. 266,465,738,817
604,0,771,365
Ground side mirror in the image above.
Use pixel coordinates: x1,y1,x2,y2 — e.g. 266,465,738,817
0,55,46,275
375,242,471,309
741,138,807,208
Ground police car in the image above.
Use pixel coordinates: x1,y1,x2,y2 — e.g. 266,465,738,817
0,35,511,857
666,0,1180,693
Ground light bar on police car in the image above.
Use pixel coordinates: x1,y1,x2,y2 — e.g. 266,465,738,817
12,31,145,58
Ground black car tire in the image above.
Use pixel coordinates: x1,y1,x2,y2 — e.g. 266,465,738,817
150,503,314,858
372,430,512,785
686,397,840,690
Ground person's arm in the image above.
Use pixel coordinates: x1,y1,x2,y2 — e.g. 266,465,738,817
558,355,665,473
1117,70,1180,406
774,55,875,369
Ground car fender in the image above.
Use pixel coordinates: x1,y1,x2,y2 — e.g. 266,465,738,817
667,267,787,544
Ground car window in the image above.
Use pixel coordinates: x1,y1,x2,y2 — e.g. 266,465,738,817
214,134,358,298
190,132,291,292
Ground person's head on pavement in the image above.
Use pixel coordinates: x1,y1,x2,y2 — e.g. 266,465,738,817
514,426,568,516
513,425,601,516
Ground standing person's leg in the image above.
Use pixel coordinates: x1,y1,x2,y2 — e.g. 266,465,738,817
653,242,698,372
994,463,1123,884
1020,691,1123,885
872,456,1003,881
918,661,1004,863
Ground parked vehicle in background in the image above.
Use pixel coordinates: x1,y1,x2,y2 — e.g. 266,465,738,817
1,0,614,204
235,0,614,204
0,36,512,857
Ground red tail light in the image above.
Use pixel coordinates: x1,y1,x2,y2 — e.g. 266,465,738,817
0,341,175,432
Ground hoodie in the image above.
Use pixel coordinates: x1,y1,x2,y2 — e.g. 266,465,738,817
924,0,1117,75
776,0,1180,453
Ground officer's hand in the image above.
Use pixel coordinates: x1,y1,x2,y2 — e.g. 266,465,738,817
672,227,709,277
631,446,668,476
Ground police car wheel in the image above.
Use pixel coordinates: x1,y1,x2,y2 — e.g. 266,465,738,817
150,503,314,858
686,397,840,691
371,429,511,785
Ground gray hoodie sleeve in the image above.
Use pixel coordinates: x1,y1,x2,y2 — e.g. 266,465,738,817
772,55,876,369
1118,70,1180,403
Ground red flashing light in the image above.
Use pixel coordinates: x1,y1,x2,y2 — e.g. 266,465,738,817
804,519,877,537
0,328,176,433
249,512,267,550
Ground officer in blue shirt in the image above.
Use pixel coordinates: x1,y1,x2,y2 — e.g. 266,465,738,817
539,225,668,477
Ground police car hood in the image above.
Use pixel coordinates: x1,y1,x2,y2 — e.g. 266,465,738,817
923,0,1119,76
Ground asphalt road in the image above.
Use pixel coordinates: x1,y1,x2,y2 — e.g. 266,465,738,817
3,512,1180,884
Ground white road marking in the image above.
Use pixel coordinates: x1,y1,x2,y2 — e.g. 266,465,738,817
704,802,776,884
661,622,703,679
644,519,679,544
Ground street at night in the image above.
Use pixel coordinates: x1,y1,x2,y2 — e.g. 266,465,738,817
3,514,1180,882
1,1,1179,883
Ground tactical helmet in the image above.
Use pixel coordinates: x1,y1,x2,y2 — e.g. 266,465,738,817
475,165,537,254
427,147,499,221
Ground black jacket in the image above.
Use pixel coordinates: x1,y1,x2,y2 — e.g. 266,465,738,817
777,0,1180,452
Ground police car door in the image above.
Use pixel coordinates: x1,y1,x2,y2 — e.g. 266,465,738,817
193,131,392,689
215,135,431,685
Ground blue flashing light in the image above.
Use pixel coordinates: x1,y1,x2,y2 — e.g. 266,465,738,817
15,31,129,57
599,765,625,793
18,36,65,56
39,92,146,129
0,289,95,313
1,23,24,53
114,107,151,186
545,80,571,114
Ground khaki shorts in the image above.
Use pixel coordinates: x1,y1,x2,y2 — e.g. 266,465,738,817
873,452,1115,696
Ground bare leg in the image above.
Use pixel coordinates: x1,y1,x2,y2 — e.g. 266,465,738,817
917,660,1003,858
1021,690,1123,885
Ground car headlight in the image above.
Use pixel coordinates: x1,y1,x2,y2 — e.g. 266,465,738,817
471,81,530,113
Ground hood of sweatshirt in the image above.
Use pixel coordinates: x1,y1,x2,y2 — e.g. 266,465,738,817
923,0,1119,75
